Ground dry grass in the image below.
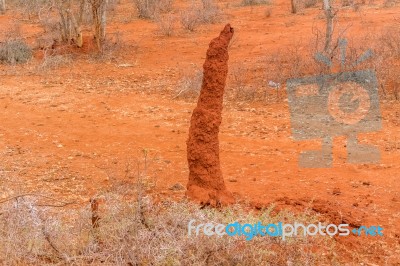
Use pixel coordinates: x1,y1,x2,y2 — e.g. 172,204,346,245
241,0,271,6
156,13,176,36
303,0,318,8
174,67,203,99
39,52,73,70
180,0,221,31
90,31,126,62
0,39,32,65
133,0,174,19
180,9,201,31
0,191,338,265
9,0,52,20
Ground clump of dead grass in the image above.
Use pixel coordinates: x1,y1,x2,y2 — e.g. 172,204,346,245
180,0,221,31
0,192,338,265
174,67,203,99
133,0,174,19
0,39,32,65
241,0,272,6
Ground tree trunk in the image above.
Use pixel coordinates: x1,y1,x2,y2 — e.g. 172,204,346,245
323,0,334,53
0,0,5,14
291,0,297,14
56,0,84,47
90,0,108,50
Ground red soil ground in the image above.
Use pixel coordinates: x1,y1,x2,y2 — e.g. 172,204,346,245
0,0,399,263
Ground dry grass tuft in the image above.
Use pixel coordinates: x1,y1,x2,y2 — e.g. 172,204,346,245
0,192,338,265
0,39,32,65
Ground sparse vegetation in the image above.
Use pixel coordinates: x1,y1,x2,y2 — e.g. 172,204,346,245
0,39,32,64
341,0,354,7
0,192,337,265
0,0,5,14
199,0,220,23
156,13,176,36
303,0,318,8
40,52,73,70
180,8,201,31
383,0,396,7
174,68,203,99
241,0,271,6
133,0,174,19
180,0,220,31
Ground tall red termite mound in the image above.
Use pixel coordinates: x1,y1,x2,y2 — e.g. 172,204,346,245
186,24,235,206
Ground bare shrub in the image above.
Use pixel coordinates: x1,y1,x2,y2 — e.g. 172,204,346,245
180,0,221,31
353,2,361,11
379,26,400,57
0,39,32,64
156,13,176,36
341,0,354,7
0,0,5,14
40,52,72,70
88,0,108,50
133,0,173,19
157,0,173,13
180,9,201,31
174,68,203,99
227,65,256,101
9,0,52,20
241,0,271,6
303,0,318,8
0,192,338,265
54,0,85,47
90,31,125,61
133,0,157,19
199,0,220,24
383,0,396,7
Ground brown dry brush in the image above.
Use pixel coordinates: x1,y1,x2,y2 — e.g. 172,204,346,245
0,0,5,13
87,0,108,50
0,193,340,265
55,0,85,47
